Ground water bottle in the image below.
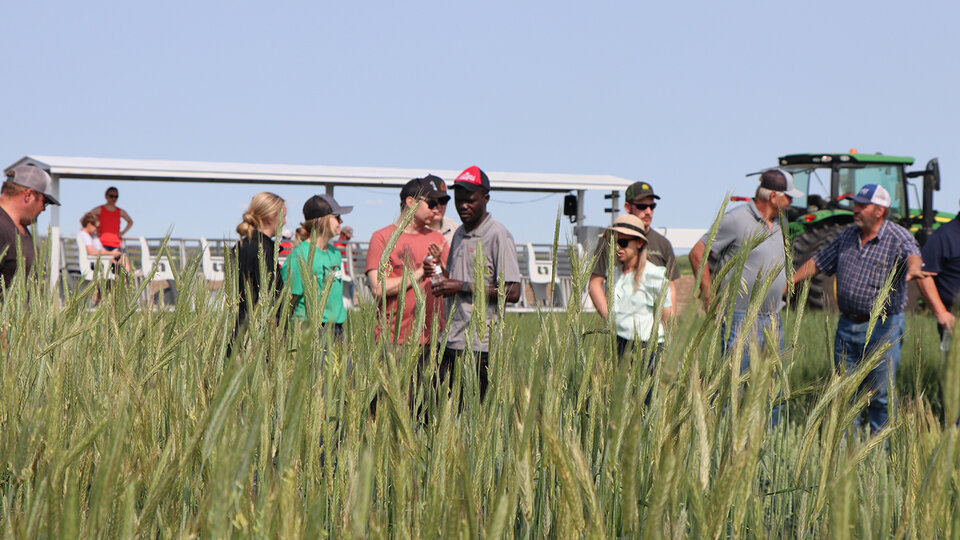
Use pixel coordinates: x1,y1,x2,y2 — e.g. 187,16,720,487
425,255,442,285
941,330,952,352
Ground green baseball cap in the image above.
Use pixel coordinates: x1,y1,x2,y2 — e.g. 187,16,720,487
624,181,660,202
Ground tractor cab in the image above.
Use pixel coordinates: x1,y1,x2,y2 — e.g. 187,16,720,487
779,153,913,221
777,151,945,310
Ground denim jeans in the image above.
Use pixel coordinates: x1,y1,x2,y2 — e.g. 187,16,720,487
723,311,784,374
834,312,904,434
722,310,784,425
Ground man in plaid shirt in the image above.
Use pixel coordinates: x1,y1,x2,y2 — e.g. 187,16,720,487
793,184,950,433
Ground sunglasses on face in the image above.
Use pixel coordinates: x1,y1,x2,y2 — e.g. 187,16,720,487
107,194,118,199
616,237,636,249
629,201,656,211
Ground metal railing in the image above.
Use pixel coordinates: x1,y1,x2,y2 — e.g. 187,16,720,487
55,235,595,312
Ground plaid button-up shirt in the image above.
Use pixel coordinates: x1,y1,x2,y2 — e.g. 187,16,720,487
813,221,920,316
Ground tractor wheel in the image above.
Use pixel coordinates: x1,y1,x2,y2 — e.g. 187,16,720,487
792,222,848,310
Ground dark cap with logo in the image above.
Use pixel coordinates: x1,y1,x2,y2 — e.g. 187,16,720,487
452,165,490,192
625,182,660,202
400,175,450,203
303,194,353,221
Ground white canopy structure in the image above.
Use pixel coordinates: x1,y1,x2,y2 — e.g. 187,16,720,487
4,155,635,290
4,155,634,229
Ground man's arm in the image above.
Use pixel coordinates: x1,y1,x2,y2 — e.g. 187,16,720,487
431,278,520,302
688,240,712,306
905,253,930,282
915,275,956,331
588,274,609,320
792,257,821,284
665,280,677,319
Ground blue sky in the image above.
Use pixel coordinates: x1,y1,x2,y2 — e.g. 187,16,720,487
3,0,959,246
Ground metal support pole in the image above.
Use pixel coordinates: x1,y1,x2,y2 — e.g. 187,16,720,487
48,174,61,293
609,190,619,225
325,184,334,196
575,189,586,246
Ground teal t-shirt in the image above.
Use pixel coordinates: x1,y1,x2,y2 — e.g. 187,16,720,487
281,241,346,323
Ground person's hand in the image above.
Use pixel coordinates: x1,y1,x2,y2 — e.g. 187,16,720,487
423,255,438,277
427,243,443,260
937,311,956,333
431,279,464,297
906,267,933,282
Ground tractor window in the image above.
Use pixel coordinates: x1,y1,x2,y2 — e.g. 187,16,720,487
786,167,830,211
837,166,905,216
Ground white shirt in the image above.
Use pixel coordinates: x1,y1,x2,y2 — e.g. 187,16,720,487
78,230,104,252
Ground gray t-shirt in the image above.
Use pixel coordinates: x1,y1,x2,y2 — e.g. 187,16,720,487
0,207,34,290
700,201,786,313
444,213,522,352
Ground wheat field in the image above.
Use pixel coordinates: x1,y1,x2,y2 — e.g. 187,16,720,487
1,227,959,539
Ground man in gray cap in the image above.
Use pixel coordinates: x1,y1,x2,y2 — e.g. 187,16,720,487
0,165,60,288
688,168,802,420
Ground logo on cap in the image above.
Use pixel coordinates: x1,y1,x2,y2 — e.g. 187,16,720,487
457,171,478,184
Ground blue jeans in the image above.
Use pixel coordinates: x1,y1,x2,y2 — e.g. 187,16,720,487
723,311,784,374
723,311,784,425
834,312,904,434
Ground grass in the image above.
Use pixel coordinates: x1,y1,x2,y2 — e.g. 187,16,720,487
1,228,959,538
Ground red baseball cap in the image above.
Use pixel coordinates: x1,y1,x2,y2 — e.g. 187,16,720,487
452,165,490,192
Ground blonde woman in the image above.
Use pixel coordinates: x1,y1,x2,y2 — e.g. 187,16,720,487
605,214,672,359
281,194,353,339
234,192,286,331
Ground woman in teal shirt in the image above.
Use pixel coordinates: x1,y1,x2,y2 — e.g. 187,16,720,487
282,194,353,338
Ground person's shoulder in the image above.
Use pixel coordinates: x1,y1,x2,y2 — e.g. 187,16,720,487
482,215,514,238
883,221,916,241
370,224,396,241
645,228,674,247
424,228,446,243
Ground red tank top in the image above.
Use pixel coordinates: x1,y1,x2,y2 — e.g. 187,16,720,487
97,205,123,248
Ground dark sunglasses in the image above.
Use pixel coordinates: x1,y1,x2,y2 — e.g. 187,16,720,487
629,201,656,211
616,237,637,248
424,196,451,209
107,194,118,199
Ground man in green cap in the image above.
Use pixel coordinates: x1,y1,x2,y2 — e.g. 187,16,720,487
588,181,679,319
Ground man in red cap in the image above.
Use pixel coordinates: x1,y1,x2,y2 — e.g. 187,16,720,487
428,165,522,401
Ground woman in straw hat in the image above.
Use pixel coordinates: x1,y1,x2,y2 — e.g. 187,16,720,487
604,214,672,359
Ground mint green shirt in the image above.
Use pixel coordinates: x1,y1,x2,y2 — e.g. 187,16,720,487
613,264,672,343
281,241,346,323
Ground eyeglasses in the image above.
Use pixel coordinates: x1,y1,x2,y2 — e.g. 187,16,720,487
629,201,656,211
107,194,118,199
425,199,439,209
335,215,342,223
616,237,635,248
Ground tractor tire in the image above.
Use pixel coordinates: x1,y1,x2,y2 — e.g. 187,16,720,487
792,222,848,310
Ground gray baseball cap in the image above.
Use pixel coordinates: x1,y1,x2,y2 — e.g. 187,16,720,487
5,165,61,205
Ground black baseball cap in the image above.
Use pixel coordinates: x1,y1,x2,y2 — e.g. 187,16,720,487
624,181,660,202
303,194,352,221
400,175,450,203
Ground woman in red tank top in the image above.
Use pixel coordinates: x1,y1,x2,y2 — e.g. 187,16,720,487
91,187,134,249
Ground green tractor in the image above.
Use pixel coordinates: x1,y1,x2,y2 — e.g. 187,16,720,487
780,152,952,309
